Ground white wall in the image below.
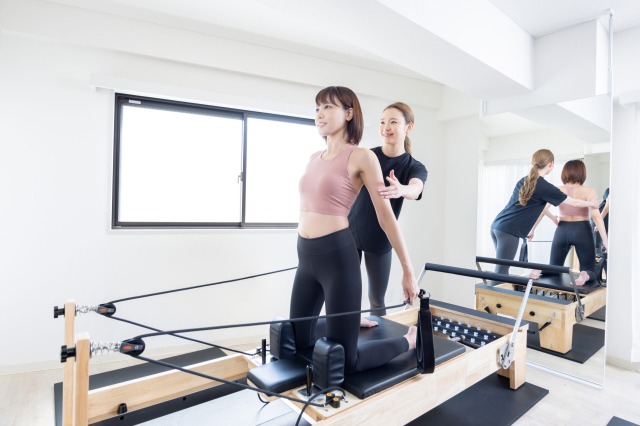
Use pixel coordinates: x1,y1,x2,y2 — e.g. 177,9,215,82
607,103,640,369
0,12,447,369
440,116,485,308
3,0,638,374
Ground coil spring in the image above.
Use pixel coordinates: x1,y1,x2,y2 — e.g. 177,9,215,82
76,305,99,315
90,341,121,356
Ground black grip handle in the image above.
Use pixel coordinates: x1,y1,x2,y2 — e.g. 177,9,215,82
305,364,313,396
475,256,570,274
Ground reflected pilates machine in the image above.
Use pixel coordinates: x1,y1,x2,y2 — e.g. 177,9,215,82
54,262,534,425
475,257,606,354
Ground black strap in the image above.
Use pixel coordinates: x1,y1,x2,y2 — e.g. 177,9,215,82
518,238,529,262
108,267,297,304
594,251,608,285
416,290,435,374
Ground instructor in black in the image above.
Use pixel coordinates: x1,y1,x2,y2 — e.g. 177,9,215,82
349,102,428,317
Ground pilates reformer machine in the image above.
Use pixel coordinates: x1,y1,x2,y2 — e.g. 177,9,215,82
54,262,536,425
474,257,606,354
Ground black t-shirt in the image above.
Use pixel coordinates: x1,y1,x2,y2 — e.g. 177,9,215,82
491,176,567,238
348,147,428,253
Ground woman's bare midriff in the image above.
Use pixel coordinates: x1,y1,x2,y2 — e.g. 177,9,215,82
559,215,590,222
298,211,350,239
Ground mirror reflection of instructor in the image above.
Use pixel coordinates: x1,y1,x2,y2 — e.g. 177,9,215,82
349,102,428,318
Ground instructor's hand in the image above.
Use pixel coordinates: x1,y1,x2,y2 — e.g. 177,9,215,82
402,271,420,305
379,170,404,199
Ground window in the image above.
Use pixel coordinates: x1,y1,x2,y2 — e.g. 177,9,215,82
113,94,324,228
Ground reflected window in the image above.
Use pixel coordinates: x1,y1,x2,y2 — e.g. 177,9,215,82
113,94,324,228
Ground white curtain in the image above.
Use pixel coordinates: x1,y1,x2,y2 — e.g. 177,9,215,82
477,159,566,267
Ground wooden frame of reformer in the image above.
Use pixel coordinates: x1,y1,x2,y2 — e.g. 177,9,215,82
59,299,527,425
476,284,605,353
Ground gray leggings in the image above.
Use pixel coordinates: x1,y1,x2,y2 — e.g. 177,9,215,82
491,228,520,276
358,249,393,316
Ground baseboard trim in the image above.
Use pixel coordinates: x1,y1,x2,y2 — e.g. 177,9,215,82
606,356,640,372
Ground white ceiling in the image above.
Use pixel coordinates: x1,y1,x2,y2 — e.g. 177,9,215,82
45,0,640,139
488,0,640,37
49,0,640,72
48,0,639,75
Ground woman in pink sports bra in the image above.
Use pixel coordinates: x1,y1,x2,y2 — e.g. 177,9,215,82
291,86,420,374
530,160,609,286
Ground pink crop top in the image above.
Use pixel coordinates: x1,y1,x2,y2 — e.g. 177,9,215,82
558,186,589,217
299,145,359,217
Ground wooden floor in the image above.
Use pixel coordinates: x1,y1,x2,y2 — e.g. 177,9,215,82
1,345,638,426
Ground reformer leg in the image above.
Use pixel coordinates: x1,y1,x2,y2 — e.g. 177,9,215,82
62,300,76,426
74,333,91,426
498,327,526,389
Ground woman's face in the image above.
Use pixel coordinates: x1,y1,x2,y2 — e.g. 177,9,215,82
380,108,411,146
315,99,352,139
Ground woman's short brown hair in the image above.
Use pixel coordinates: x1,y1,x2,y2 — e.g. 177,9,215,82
561,159,587,184
315,86,363,144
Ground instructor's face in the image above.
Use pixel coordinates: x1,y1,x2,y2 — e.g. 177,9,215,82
379,108,409,146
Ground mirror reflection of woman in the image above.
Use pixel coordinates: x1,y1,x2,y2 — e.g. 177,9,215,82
490,149,600,279
530,160,609,286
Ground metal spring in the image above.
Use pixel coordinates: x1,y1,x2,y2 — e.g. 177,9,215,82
76,305,99,315
90,341,121,356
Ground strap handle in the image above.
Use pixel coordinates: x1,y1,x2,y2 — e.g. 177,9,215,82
416,290,435,374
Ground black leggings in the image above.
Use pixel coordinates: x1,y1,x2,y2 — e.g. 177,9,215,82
358,249,392,316
290,229,408,374
490,228,520,276
550,221,597,281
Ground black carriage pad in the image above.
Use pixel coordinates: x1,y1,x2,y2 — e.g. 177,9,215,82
249,316,465,400
330,316,465,399
356,315,466,367
341,333,465,399
533,273,602,294
247,357,309,393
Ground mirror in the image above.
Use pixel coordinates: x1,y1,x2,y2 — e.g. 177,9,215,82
476,96,611,386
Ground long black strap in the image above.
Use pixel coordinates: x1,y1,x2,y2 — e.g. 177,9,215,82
416,291,435,374
108,267,297,304
518,238,529,262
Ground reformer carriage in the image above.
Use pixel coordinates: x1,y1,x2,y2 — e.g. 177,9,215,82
54,262,534,425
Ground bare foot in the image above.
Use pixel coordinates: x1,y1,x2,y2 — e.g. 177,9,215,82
360,317,378,328
529,269,541,280
404,325,417,350
574,271,590,286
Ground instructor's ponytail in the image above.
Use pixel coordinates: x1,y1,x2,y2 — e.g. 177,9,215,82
519,149,554,206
